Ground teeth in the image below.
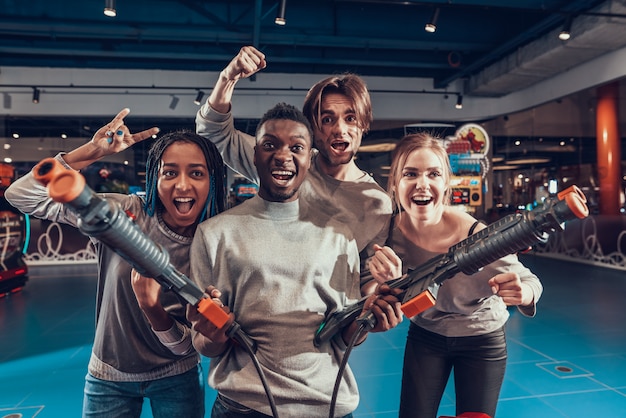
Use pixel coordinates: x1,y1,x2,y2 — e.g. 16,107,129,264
272,170,293,176
175,197,193,202
412,196,432,205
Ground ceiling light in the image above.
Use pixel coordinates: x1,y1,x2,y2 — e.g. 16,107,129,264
506,157,551,165
169,95,179,110
493,165,521,171
32,87,40,104
425,8,440,33
559,16,572,41
193,90,205,105
358,140,398,153
455,94,463,109
104,0,116,17
2,93,11,110
275,0,287,26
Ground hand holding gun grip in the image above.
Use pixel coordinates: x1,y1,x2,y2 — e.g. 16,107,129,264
32,158,256,352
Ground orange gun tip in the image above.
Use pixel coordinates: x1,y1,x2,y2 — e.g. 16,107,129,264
33,158,65,186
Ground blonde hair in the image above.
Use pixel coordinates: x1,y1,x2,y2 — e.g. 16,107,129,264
387,132,452,212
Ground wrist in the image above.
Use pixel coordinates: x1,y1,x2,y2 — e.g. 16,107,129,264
521,283,534,306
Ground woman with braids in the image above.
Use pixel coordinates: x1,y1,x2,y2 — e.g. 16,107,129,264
6,108,227,418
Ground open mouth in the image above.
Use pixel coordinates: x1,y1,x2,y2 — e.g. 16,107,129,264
331,141,349,152
412,196,433,206
173,197,195,214
271,169,295,182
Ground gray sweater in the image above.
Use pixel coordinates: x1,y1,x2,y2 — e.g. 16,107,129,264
5,154,199,381
190,196,362,417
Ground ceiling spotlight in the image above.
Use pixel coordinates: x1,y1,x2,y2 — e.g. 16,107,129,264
425,8,440,33
2,93,11,110
455,94,463,109
194,90,205,105
169,95,179,110
104,0,116,17
32,87,40,104
275,0,287,26
559,16,572,41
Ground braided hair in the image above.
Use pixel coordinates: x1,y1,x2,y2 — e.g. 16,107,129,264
143,130,227,222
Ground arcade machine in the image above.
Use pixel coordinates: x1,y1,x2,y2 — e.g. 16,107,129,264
230,178,259,207
446,123,490,217
0,162,29,296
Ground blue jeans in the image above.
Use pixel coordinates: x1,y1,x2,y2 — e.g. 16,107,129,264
399,323,507,418
211,393,354,418
82,365,205,418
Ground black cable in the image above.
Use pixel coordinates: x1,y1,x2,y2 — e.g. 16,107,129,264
328,321,369,418
236,332,280,418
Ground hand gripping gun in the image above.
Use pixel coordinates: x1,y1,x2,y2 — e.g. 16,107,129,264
315,185,589,346
32,158,255,351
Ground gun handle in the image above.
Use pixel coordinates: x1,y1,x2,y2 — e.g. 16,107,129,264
196,298,230,329
196,299,257,352
401,290,436,318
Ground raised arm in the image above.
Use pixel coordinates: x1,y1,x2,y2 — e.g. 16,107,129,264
63,108,159,170
195,47,266,183
208,46,267,113
5,108,158,221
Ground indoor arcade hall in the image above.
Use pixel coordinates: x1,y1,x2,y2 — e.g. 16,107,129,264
2,1,626,417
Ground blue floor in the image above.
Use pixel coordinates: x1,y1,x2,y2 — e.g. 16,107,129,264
1,255,626,417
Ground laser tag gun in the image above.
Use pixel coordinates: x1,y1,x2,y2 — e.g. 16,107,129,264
32,158,256,352
314,186,589,346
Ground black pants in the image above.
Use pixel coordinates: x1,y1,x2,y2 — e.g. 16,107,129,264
399,323,507,418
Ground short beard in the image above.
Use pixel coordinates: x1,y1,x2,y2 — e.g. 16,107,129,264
317,147,354,167
264,188,297,202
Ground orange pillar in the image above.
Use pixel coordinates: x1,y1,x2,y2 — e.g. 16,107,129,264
595,82,622,215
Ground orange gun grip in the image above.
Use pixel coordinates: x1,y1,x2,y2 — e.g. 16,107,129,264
33,158,67,186
48,170,86,203
197,298,229,329
401,290,436,318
